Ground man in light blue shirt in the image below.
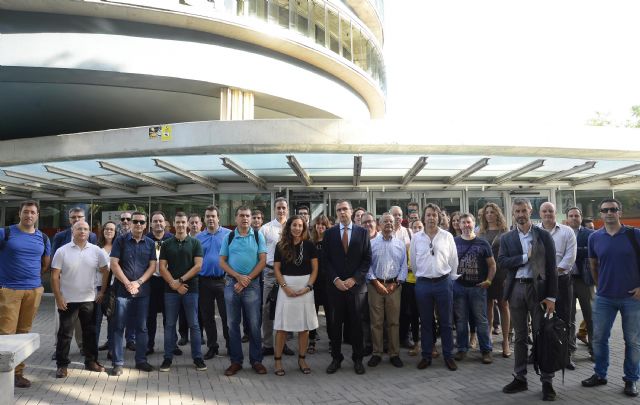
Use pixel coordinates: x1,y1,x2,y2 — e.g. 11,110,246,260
366,213,407,368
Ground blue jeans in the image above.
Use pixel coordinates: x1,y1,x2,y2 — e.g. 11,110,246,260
592,295,640,381
453,282,492,353
164,292,202,361
113,295,150,366
225,276,263,365
415,277,454,359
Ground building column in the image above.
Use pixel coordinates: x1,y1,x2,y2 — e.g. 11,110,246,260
220,87,254,120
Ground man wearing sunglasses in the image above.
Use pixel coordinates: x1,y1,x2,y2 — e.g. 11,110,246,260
119,212,132,236
109,211,157,376
410,203,459,372
583,198,640,397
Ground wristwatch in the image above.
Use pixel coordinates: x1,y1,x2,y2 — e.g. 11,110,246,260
178,277,185,284
306,284,314,291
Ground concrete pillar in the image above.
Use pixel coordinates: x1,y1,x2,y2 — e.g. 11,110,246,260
220,87,254,120
0,333,40,404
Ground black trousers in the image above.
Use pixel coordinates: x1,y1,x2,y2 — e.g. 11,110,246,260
327,283,367,361
56,301,98,367
399,282,420,343
199,277,229,351
147,276,165,350
556,274,576,352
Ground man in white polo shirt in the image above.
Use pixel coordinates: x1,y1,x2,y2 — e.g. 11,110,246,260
51,220,109,378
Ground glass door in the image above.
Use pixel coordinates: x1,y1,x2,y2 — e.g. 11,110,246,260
289,191,326,222
325,191,368,221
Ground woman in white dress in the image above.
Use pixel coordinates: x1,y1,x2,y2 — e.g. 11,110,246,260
273,215,318,375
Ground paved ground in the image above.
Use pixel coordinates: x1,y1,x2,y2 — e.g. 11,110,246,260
12,295,637,404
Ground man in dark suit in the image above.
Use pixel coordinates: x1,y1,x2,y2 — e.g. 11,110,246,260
499,198,558,401
323,199,372,375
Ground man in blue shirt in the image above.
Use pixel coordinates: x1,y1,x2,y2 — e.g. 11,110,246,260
583,198,640,397
0,200,51,388
220,206,267,376
109,211,157,376
196,205,231,360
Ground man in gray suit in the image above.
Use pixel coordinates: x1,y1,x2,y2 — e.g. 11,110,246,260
499,198,558,401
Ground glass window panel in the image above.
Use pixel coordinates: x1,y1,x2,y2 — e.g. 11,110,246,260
90,198,151,234
613,190,640,226
311,1,325,46
375,198,411,218
555,190,576,220
216,193,271,228
269,0,290,28
424,198,461,217
39,201,93,235
340,18,352,61
293,0,309,35
509,196,549,223
352,28,368,71
3,207,19,227
575,190,612,222
469,197,505,218
150,195,214,232
327,7,339,54
248,0,268,21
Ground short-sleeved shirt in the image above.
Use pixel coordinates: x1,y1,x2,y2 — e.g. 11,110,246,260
196,227,231,277
588,226,640,298
159,235,203,294
0,225,50,290
110,233,156,298
220,228,267,276
274,240,317,276
52,241,108,303
454,236,493,287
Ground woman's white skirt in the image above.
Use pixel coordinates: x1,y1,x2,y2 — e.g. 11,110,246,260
273,274,319,332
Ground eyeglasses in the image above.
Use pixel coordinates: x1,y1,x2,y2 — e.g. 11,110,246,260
429,242,434,256
120,217,131,222
70,215,85,220
132,219,146,225
599,207,620,213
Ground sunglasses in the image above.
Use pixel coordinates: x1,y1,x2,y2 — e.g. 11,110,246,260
599,207,620,213
120,217,131,222
132,219,146,225
429,242,434,256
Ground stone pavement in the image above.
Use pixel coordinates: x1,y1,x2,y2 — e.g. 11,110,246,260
12,295,638,404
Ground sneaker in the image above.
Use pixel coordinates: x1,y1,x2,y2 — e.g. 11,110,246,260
110,366,123,377
503,377,528,394
159,359,172,372
135,362,154,372
194,358,207,371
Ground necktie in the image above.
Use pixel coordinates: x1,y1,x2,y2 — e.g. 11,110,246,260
342,227,349,253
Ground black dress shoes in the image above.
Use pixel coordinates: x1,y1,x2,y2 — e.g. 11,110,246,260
177,336,189,346
204,348,218,360
503,377,528,394
417,358,431,369
326,358,342,374
283,344,295,356
542,382,556,401
354,360,365,375
581,374,607,387
566,359,576,370
367,355,381,367
625,381,639,397
444,357,457,371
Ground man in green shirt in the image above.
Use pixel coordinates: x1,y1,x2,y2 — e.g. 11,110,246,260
158,212,206,372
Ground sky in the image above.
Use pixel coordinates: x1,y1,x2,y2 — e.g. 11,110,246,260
383,1,640,129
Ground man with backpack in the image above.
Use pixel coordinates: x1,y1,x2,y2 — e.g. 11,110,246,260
0,200,51,388
499,198,558,401
220,206,267,376
583,198,640,397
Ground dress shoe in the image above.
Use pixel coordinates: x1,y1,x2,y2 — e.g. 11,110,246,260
55,367,68,378
367,355,381,367
204,348,218,360
417,358,431,369
177,336,189,346
159,360,172,372
14,375,31,388
326,358,342,374
354,360,365,375
98,343,109,351
241,335,249,343
454,351,466,361
390,356,403,368
85,361,106,372
444,357,457,371
224,363,242,377
503,377,528,393
146,348,155,356
173,347,183,356
262,347,275,356
542,382,556,401
566,359,576,370
581,374,607,387
431,348,440,358
111,366,123,376
135,362,154,372
251,362,267,374
126,341,136,351
625,381,639,397
283,344,295,356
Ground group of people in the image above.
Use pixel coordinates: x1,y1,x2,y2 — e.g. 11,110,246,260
0,196,638,401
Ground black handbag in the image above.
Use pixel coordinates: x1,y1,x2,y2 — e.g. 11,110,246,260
266,282,279,320
101,273,117,319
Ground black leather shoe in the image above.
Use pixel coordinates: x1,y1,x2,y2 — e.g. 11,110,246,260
417,358,431,369
204,348,218,360
542,382,556,401
566,360,576,370
177,336,189,346
390,356,403,368
326,358,342,374
503,377,528,394
146,348,155,356
173,347,183,356
241,335,249,343
354,360,365,375
625,381,639,397
581,374,607,387
98,343,109,351
444,357,457,371
262,347,275,356
126,341,136,351
283,344,295,356
367,355,381,367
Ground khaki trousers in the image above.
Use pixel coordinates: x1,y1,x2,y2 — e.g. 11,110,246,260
368,283,402,357
0,286,44,375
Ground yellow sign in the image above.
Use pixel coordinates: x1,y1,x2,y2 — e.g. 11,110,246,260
161,125,172,142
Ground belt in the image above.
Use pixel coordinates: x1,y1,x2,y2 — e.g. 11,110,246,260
376,277,398,284
417,274,449,283
516,278,533,284
201,275,225,280
266,264,274,270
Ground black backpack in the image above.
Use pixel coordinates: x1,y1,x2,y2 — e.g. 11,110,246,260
533,313,570,381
